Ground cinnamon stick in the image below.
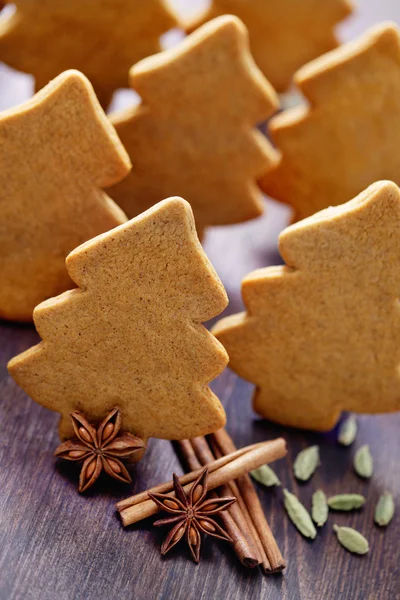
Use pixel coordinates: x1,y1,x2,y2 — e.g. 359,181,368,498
117,441,263,512
209,437,271,572
117,438,286,527
177,439,260,568
176,439,200,471
211,429,286,573
189,437,262,564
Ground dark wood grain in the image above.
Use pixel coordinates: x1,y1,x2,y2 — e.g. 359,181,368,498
1,207,399,600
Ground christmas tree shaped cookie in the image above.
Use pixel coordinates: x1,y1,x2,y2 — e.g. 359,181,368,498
8,198,229,445
261,23,400,221
213,181,400,431
0,0,178,108
187,0,352,92
0,70,130,322
108,16,279,238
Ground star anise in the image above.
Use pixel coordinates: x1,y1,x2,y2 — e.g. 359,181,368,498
54,407,145,493
148,467,236,563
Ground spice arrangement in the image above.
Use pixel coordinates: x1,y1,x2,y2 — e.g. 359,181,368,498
117,434,287,570
249,414,395,559
176,431,286,571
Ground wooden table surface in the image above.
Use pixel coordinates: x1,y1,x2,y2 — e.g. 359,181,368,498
1,206,399,600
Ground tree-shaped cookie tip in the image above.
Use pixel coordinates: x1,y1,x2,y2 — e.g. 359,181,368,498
260,22,400,222
0,69,130,323
108,15,279,238
8,197,229,446
213,181,400,431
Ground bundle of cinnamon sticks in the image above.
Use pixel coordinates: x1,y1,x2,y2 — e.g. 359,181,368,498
117,430,287,573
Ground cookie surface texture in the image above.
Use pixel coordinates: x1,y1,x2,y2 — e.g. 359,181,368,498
0,0,178,108
212,181,400,431
109,16,279,238
261,23,400,221
0,70,130,322
186,0,352,92
8,197,229,443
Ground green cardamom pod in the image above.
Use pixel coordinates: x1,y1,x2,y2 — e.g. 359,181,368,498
338,414,357,446
354,445,373,479
251,464,281,487
312,489,328,527
293,445,320,481
333,525,369,555
374,492,395,527
283,489,317,539
328,494,366,511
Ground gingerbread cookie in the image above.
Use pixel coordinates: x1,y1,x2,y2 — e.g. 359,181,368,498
8,197,229,444
0,70,130,322
213,181,400,431
108,16,279,239
261,23,400,221
0,0,178,108
186,0,352,93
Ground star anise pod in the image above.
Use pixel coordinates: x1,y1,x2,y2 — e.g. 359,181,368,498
54,407,145,493
148,467,236,563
